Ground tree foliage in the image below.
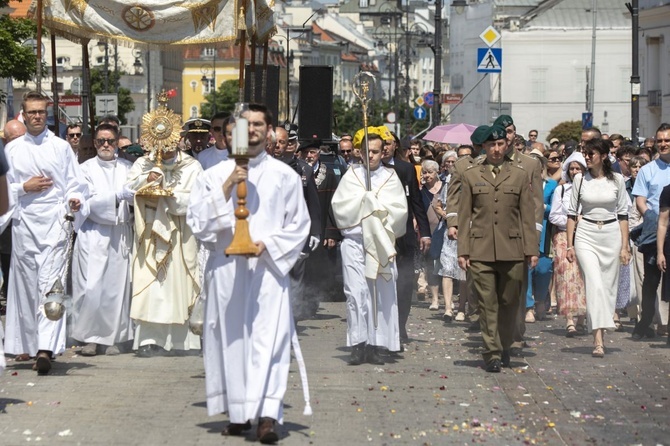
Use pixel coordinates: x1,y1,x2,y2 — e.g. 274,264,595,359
0,14,38,100
89,68,135,125
333,97,424,138
547,120,583,143
201,79,239,118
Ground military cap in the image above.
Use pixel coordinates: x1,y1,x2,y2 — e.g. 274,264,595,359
183,118,211,133
470,125,491,145
485,124,508,142
298,140,321,152
493,114,514,128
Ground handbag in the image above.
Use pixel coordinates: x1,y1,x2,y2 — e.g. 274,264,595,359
428,220,445,260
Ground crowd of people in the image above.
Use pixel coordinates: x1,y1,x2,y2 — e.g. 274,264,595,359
1,89,670,443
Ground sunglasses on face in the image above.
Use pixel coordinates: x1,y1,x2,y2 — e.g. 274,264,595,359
529,134,538,137
547,157,561,162
96,138,116,146
211,126,223,132
67,132,82,138
341,150,352,154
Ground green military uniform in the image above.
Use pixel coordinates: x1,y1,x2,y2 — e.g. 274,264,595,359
457,139,539,367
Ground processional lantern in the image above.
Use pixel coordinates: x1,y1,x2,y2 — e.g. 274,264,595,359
225,102,260,256
135,90,182,198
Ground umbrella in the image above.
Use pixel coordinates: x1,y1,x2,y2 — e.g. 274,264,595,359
423,123,478,145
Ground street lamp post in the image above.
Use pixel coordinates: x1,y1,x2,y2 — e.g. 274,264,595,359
433,0,443,127
200,48,218,116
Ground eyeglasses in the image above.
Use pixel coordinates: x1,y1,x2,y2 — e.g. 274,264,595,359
583,152,598,158
211,126,223,132
67,132,82,138
25,109,47,116
529,133,538,137
120,144,131,151
443,160,456,165
657,139,670,143
547,157,561,162
96,138,116,146
341,150,352,154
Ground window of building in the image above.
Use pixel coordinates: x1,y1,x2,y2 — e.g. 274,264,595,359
202,48,216,57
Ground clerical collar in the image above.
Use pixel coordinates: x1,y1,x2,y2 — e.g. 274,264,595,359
25,127,50,144
249,150,267,166
96,156,117,168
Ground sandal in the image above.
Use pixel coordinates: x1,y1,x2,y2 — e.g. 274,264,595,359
614,320,624,332
566,324,577,338
592,345,605,358
443,312,453,323
14,353,31,362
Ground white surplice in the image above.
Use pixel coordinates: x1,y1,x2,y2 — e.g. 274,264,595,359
331,165,407,351
71,156,134,346
197,145,229,170
3,128,89,356
186,151,310,423
127,152,202,351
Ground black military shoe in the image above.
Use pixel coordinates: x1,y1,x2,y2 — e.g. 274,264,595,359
486,359,501,373
349,343,366,365
501,350,511,368
365,345,384,365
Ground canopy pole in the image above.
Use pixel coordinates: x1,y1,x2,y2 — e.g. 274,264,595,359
36,0,43,93
50,34,60,131
261,41,268,103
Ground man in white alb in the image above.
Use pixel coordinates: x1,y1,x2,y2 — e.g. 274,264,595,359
4,91,89,375
331,132,408,365
71,123,135,356
187,104,310,444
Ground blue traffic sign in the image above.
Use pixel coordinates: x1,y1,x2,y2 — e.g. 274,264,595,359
477,48,502,73
413,106,427,120
582,112,593,129
423,92,434,107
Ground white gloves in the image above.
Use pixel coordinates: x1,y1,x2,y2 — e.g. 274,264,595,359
309,236,320,251
116,185,136,203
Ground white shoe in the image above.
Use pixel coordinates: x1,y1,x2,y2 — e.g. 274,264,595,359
455,312,465,322
429,303,439,310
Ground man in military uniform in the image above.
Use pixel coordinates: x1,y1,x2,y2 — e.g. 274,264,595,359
493,115,543,346
183,118,211,157
457,125,539,373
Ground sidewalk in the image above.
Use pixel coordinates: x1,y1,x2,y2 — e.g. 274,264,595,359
1,302,669,445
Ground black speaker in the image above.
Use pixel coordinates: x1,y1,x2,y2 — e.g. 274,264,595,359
244,64,280,127
298,65,333,141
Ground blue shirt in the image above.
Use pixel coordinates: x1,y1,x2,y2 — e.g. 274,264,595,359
631,158,670,214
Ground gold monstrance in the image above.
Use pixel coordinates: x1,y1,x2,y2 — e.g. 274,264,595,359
135,90,182,197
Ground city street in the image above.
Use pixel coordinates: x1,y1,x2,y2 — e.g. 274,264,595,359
1,301,669,445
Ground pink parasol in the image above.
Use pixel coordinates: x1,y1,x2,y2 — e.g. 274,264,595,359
423,123,478,145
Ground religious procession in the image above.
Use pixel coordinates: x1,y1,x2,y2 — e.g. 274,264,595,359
1,0,670,445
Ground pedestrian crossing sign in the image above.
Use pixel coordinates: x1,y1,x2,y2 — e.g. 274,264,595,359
477,48,502,73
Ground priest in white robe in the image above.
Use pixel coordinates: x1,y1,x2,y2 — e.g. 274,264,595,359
71,124,134,356
331,131,407,366
0,139,11,376
126,144,203,357
4,91,89,375
187,104,310,443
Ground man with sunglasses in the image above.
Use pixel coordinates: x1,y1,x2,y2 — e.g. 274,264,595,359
70,124,135,357
66,123,83,156
197,112,232,170
4,91,89,375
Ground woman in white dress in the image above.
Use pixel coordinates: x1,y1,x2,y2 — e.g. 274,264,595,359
566,139,631,358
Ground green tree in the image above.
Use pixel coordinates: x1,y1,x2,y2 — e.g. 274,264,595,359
547,120,583,143
0,12,38,102
89,68,135,125
201,79,239,118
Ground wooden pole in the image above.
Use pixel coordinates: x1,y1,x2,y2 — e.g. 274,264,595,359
83,43,96,132
36,0,43,93
238,30,246,103
51,34,60,131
